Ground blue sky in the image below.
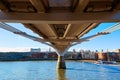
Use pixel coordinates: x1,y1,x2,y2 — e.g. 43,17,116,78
70,22,120,52
0,22,120,52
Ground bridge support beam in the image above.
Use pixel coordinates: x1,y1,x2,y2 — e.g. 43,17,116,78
57,55,66,69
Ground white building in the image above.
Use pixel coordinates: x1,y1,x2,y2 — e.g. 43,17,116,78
30,48,41,52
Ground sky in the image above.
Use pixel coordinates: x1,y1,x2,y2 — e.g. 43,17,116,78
0,22,120,52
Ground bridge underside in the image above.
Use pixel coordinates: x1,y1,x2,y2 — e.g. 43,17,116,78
0,0,120,69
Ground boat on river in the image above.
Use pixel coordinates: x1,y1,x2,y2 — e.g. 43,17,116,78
95,60,117,65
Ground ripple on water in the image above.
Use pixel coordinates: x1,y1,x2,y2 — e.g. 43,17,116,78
0,61,120,80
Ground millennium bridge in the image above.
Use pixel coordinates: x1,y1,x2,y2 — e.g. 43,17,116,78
0,0,120,69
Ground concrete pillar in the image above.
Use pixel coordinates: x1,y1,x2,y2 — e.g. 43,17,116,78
57,55,66,69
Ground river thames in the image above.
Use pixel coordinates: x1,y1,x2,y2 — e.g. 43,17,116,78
0,61,120,80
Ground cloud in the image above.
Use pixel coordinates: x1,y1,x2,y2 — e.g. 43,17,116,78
0,47,56,52
0,47,31,52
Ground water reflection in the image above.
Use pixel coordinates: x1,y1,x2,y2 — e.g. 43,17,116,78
0,61,120,80
57,69,66,80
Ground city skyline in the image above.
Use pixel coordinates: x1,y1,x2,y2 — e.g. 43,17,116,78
0,22,120,52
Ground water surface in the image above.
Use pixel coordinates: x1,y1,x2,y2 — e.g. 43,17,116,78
0,61,120,80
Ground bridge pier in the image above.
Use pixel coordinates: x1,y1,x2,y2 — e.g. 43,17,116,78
57,55,66,69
